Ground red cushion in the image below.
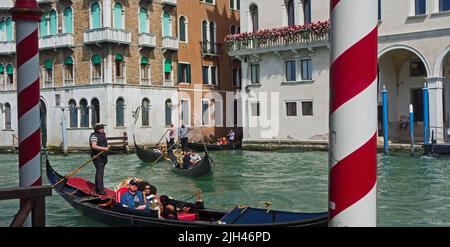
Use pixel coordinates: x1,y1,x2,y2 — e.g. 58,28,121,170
67,177,115,199
115,187,129,203
177,212,197,221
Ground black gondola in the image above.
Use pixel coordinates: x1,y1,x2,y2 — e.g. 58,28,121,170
134,134,164,163
46,156,328,227
167,150,214,177
187,142,242,151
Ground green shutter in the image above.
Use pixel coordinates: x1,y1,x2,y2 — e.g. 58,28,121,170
40,15,47,36
163,12,170,37
0,64,4,73
91,54,101,64
6,17,12,41
187,64,191,83
237,0,240,10
64,7,73,33
50,10,57,35
113,3,123,29
6,64,13,75
64,56,73,65
115,54,123,61
164,59,172,72
91,2,101,29
230,0,234,9
139,8,148,33
140,56,148,65
44,59,53,69
177,63,182,83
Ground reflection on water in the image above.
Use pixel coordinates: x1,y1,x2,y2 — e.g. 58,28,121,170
1,150,450,226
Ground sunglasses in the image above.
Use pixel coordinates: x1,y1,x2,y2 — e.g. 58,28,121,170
144,187,151,190
130,183,138,186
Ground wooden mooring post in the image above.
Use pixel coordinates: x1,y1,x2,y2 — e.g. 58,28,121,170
0,186,52,227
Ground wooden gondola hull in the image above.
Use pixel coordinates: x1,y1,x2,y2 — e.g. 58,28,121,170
46,157,328,227
167,151,213,177
134,134,164,163
187,142,242,151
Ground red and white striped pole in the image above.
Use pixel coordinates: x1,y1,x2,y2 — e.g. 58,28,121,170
10,0,42,227
329,0,378,226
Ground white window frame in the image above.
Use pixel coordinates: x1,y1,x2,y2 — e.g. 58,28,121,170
114,59,126,84
285,59,297,82
138,7,150,34
90,59,103,84
180,99,191,126
89,1,103,29
140,62,151,85
214,100,223,127
113,2,125,29
63,61,75,86
301,100,314,116
163,59,173,86
202,99,211,126
178,16,188,43
300,58,312,81
42,64,54,88
178,62,190,84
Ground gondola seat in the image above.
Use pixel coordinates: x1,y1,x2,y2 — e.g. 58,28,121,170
115,187,129,203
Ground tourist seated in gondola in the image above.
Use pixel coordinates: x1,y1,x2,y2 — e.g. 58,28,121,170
120,179,148,210
182,149,192,169
189,150,202,166
158,195,191,218
142,183,161,217
227,129,235,143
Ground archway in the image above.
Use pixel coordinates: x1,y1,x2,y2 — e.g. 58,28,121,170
435,47,450,140
378,46,430,143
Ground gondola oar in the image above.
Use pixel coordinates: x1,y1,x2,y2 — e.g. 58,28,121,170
156,129,169,146
52,151,105,188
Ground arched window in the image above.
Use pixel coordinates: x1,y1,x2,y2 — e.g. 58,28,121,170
165,99,172,126
202,20,208,52
116,98,125,127
43,59,53,86
49,9,57,35
303,0,311,24
64,56,74,85
179,16,187,42
6,17,12,41
6,64,13,88
0,64,4,89
68,99,77,128
286,0,295,26
40,14,48,36
162,12,171,37
4,103,11,130
230,25,236,35
64,7,73,33
91,2,101,29
164,58,172,85
139,8,149,33
209,22,216,53
91,98,100,127
250,4,258,32
142,98,150,126
113,2,124,29
79,99,89,127
115,54,125,84
140,56,150,85
0,19,5,41
91,54,102,83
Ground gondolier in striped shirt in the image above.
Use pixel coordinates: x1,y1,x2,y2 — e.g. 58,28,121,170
89,123,109,195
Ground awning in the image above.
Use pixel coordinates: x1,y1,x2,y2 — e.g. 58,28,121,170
44,59,53,69
6,64,13,75
64,56,73,65
164,59,172,72
115,54,123,62
91,54,102,64
140,56,149,65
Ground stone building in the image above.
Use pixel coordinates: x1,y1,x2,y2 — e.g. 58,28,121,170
229,0,450,145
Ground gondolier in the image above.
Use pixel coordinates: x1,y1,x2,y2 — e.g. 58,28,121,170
178,124,190,151
89,123,109,195
168,124,176,146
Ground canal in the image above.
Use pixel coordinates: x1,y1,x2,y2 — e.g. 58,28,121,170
1,150,450,226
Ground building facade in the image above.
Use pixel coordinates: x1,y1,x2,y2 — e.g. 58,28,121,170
176,0,241,141
229,0,450,144
0,0,180,149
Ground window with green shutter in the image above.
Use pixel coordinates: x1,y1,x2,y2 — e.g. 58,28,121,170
40,15,48,36
139,8,148,33
49,10,57,35
91,2,101,29
113,3,123,29
164,59,172,72
64,7,73,33
6,17,12,41
163,12,170,37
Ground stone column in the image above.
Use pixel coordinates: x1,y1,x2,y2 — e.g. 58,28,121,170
426,77,445,142
103,0,111,28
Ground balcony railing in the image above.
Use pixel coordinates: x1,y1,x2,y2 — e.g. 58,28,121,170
84,28,131,45
161,0,177,6
0,0,13,9
138,33,156,48
39,33,74,49
226,21,330,55
164,79,173,86
201,41,221,56
92,77,102,84
115,77,125,84
140,78,150,85
0,41,15,54
64,79,74,86
6,82,14,90
162,36,179,51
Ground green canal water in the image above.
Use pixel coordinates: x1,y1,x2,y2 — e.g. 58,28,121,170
1,150,450,227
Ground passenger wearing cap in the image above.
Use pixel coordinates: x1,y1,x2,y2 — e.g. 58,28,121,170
89,123,109,195
120,179,148,210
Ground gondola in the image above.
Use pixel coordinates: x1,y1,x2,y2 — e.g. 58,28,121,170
134,134,164,163
167,150,214,177
46,156,328,227
187,142,242,151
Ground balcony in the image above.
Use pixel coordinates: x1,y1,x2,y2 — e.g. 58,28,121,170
115,77,125,84
138,33,156,48
0,41,15,55
161,0,177,6
0,0,13,10
83,28,131,45
162,36,178,51
226,21,330,56
164,79,173,86
39,33,74,50
201,41,221,57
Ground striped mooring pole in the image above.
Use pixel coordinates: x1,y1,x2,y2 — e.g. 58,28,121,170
329,0,378,226
10,0,42,227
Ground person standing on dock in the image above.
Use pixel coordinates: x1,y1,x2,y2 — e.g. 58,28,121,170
178,124,190,151
89,123,109,195
168,124,176,147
